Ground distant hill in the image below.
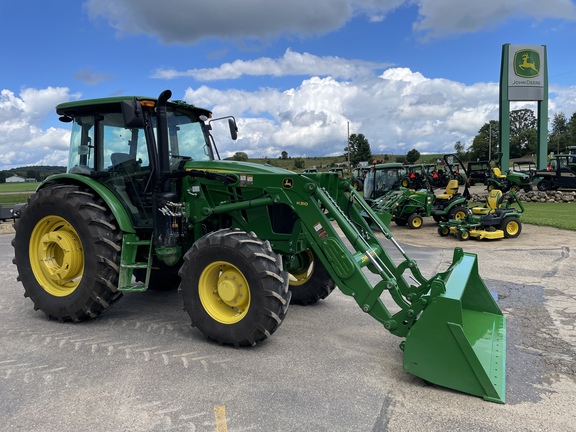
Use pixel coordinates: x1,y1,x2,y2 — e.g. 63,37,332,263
1,166,66,183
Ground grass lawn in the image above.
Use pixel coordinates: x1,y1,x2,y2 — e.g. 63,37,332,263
0,183,37,206
0,182,39,193
520,202,576,231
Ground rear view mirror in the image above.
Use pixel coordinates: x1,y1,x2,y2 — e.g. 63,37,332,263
228,118,238,141
122,98,145,128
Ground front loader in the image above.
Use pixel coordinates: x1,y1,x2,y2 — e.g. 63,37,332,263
12,90,506,403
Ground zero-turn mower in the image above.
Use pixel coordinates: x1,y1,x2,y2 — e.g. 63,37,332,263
438,189,524,240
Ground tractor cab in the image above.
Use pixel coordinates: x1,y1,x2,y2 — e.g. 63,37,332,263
363,163,403,200
58,96,226,228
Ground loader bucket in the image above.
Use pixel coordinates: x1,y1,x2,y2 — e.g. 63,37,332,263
361,209,392,228
403,248,506,403
374,210,392,227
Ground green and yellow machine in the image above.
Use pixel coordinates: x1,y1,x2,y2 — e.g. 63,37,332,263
438,189,524,240
13,90,506,403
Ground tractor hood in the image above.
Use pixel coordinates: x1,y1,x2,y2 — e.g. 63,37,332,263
183,159,294,175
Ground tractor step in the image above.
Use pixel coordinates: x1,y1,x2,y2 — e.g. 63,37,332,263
118,234,153,292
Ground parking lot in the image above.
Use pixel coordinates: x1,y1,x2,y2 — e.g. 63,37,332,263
1,220,575,431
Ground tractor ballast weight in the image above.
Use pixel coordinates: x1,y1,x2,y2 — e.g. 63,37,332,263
12,91,506,403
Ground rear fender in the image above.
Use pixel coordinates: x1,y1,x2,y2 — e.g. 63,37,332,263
38,174,135,233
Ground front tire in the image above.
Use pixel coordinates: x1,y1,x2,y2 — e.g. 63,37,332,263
438,225,450,237
407,213,423,229
12,184,123,321
456,229,470,241
179,229,291,347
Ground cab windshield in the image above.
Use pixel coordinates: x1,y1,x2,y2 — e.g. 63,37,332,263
67,106,212,173
364,168,401,199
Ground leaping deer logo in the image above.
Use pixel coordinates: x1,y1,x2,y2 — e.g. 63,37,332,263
514,50,540,78
519,53,538,73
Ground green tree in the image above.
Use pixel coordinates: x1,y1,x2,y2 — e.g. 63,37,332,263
405,148,420,164
509,108,537,158
281,151,288,160
454,141,465,160
569,112,576,149
346,133,372,165
231,151,249,162
468,120,499,161
26,169,38,181
548,112,570,154
293,157,305,169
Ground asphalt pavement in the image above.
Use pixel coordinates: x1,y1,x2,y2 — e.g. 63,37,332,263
1,225,575,432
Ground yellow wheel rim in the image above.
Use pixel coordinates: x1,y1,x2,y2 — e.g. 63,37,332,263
288,250,314,287
454,210,467,221
506,221,519,236
411,217,422,228
29,216,84,297
199,261,251,324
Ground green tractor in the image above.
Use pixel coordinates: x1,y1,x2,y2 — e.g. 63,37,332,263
362,162,404,200
486,166,532,193
369,187,433,229
485,153,532,193
13,90,506,403
369,179,470,229
438,189,524,241
350,166,370,191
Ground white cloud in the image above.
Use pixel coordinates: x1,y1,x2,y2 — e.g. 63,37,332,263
152,49,391,81
183,67,503,159
0,88,75,169
3,58,575,169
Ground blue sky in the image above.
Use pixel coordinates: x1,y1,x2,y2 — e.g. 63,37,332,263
2,0,576,169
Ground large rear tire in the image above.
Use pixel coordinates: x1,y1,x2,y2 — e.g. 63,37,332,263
449,206,468,221
287,249,335,305
179,229,291,347
12,184,123,321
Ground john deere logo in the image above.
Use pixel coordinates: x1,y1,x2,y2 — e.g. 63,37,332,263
514,49,540,78
283,178,293,189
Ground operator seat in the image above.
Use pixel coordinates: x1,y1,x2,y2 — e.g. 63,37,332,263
492,167,507,179
435,179,459,200
111,152,135,168
471,189,503,215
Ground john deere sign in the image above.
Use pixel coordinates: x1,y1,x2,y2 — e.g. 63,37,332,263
507,45,545,101
499,43,548,172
